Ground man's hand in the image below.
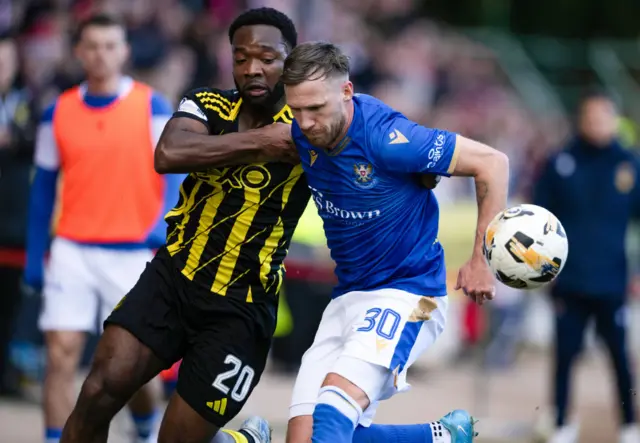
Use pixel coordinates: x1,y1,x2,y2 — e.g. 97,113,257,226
455,255,496,305
255,122,300,165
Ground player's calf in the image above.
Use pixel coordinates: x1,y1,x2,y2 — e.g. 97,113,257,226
311,372,370,443
60,325,166,443
43,331,86,442
313,385,363,443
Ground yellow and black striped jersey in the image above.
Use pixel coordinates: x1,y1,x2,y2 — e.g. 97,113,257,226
166,87,310,304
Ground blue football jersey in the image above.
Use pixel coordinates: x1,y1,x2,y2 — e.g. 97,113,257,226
292,94,460,298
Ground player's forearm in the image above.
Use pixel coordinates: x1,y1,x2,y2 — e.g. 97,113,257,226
449,136,510,259
155,130,262,174
25,167,58,282
471,152,510,258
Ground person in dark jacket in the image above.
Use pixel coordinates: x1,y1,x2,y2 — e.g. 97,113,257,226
0,33,37,397
534,91,640,443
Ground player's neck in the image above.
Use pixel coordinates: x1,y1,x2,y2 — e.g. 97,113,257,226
328,100,355,150
85,75,122,96
239,96,284,130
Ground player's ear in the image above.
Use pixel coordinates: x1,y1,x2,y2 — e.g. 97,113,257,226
342,81,354,101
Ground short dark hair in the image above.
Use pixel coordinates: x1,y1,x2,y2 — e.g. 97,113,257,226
228,7,297,50
281,42,350,86
75,14,125,43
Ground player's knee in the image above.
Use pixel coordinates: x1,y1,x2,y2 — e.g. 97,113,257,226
322,372,369,409
314,385,363,428
79,355,142,414
45,331,84,375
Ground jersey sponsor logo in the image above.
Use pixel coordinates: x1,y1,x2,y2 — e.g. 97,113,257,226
388,129,409,144
426,133,447,169
353,163,378,189
194,164,272,191
309,186,382,223
178,98,208,121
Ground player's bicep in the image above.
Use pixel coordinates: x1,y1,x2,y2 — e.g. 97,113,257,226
377,117,458,176
448,135,506,178
166,116,209,135
157,116,209,148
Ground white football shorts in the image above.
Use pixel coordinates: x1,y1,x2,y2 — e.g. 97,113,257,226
289,288,448,426
39,237,153,332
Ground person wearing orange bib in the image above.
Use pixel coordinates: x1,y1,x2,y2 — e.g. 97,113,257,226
24,14,182,443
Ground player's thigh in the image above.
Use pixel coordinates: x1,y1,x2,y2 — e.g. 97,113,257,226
338,290,449,423
104,247,186,368
86,324,167,400
175,301,273,428
289,298,345,421
97,247,154,326
39,238,99,332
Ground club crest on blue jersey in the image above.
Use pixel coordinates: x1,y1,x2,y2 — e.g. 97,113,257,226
353,163,377,189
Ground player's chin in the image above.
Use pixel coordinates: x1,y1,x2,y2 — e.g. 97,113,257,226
241,91,272,106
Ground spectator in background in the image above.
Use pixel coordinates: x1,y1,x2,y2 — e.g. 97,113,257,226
23,14,181,443
0,32,36,397
534,91,640,443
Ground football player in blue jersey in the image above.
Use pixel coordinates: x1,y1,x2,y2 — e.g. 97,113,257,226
280,42,510,443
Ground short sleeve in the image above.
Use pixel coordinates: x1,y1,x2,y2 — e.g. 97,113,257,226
173,90,209,127
373,113,459,176
34,102,60,171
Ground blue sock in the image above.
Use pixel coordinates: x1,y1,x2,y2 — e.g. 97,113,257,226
353,424,433,443
131,410,156,440
353,422,451,443
45,427,62,443
312,386,362,443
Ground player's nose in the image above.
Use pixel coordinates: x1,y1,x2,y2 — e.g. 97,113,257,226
244,59,263,77
297,114,314,131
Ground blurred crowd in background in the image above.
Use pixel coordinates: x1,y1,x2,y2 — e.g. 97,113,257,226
1,0,639,408
0,0,586,201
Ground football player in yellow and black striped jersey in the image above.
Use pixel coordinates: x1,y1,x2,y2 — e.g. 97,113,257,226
163,86,308,302
61,8,307,443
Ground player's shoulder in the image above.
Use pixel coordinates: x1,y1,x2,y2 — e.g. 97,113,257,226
183,86,239,105
39,98,60,124
353,94,413,151
355,94,407,131
179,87,240,124
354,94,399,121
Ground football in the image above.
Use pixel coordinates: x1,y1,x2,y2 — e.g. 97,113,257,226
483,204,568,290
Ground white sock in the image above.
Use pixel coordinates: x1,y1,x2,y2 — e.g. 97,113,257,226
431,421,452,443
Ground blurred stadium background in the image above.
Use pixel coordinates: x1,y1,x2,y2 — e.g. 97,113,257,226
1,0,640,442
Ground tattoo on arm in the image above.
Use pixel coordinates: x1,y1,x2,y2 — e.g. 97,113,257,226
476,180,489,203
474,180,490,253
